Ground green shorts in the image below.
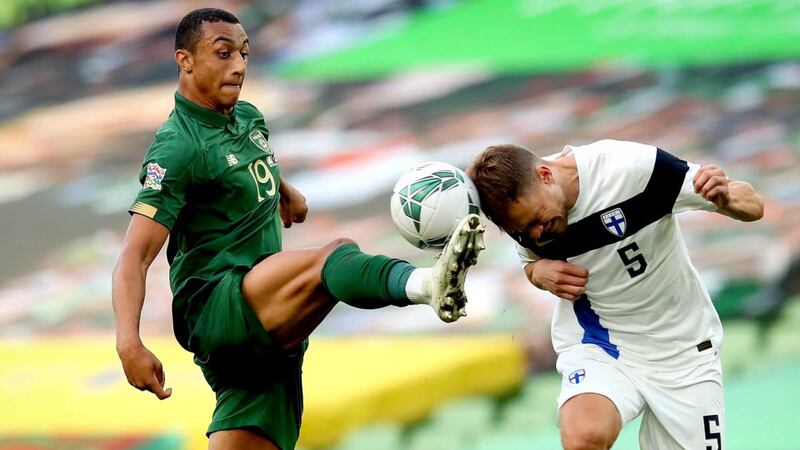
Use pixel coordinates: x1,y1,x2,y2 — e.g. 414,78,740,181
182,266,307,450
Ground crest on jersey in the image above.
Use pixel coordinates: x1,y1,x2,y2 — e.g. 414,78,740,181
143,162,166,191
249,130,272,154
601,208,626,237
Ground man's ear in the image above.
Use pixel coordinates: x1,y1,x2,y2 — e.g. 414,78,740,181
535,164,553,185
175,49,193,73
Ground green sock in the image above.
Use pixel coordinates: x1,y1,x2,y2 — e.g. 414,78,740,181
321,243,414,308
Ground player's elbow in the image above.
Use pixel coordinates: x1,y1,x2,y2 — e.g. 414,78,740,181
561,429,613,450
115,243,152,279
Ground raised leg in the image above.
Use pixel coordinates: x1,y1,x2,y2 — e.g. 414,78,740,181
559,393,622,450
241,238,352,351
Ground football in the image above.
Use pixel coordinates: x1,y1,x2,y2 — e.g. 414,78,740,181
390,161,481,250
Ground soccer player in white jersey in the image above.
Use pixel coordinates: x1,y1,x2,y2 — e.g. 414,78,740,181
467,140,764,450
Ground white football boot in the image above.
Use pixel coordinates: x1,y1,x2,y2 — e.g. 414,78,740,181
424,213,485,322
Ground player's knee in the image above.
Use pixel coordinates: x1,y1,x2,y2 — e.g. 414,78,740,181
316,237,357,262
311,238,358,278
325,237,357,251
561,426,613,450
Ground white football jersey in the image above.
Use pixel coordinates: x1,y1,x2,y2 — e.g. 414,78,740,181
517,139,722,368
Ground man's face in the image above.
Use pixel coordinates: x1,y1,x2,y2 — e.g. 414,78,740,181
505,177,569,244
185,21,249,110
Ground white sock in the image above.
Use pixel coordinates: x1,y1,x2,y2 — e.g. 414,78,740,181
405,268,431,304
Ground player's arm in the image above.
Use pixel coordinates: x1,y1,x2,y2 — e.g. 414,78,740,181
693,164,764,222
524,259,589,301
112,214,172,400
278,175,308,228
516,243,588,301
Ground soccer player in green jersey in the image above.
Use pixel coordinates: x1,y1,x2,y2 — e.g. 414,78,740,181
111,8,484,450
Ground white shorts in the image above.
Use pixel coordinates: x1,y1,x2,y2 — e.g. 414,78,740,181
556,344,725,450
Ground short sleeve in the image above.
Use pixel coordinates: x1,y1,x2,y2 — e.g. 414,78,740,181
673,159,717,214
129,129,200,229
516,242,540,269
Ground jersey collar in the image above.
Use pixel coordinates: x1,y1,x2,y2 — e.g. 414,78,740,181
174,92,236,129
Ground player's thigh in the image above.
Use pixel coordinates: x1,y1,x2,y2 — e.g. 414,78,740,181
241,238,354,349
208,429,280,450
242,238,354,303
556,345,644,450
638,357,724,450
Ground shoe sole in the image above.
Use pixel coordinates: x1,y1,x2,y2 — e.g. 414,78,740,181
432,214,485,322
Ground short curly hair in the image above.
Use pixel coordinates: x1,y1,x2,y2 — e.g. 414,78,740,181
175,8,240,52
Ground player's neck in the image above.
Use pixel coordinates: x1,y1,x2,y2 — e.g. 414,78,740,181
177,81,234,116
555,153,580,210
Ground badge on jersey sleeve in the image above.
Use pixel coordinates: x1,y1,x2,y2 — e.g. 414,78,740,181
143,162,166,191
601,208,626,237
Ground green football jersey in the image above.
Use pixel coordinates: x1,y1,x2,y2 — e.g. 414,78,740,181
130,92,282,342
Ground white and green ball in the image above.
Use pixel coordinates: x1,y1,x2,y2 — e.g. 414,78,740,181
390,161,481,251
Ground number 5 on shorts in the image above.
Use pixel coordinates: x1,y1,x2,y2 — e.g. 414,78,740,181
703,414,721,450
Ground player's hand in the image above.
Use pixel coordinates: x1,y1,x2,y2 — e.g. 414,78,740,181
117,341,172,400
279,183,308,228
694,164,731,209
525,259,588,301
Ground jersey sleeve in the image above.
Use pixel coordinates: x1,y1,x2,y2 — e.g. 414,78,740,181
129,129,200,229
516,242,540,269
672,158,717,214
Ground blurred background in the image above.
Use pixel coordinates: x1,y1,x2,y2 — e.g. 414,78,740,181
1,0,799,449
